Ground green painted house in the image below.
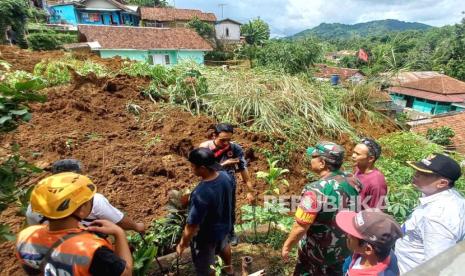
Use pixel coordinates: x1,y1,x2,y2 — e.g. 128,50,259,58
388,72,465,115
77,25,213,65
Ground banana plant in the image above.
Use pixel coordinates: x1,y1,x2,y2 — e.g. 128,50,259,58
256,158,289,196
256,158,290,238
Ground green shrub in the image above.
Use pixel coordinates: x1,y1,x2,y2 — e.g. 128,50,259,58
28,32,59,50
33,56,110,86
3,70,45,88
426,126,455,146
28,31,77,51
0,79,46,132
204,50,235,61
33,60,71,86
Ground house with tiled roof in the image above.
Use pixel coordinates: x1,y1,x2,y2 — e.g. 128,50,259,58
409,111,465,154
139,7,217,28
313,64,365,84
388,71,465,116
47,0,139,27
78,25,213,65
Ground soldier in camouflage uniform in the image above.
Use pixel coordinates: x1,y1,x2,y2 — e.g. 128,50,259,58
282,142,362,276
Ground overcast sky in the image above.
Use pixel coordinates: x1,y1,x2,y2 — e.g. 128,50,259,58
170,0,465,37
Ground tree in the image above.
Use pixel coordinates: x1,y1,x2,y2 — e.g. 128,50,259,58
125,0,169,7
254,38,322,74
0,0,29,48
186,17,215,38
445,18,465,80
240,18,270,45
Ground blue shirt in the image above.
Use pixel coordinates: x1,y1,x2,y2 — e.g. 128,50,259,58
187,171,233,243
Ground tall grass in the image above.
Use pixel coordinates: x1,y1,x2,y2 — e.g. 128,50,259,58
202,67,379,144
119,61,385,145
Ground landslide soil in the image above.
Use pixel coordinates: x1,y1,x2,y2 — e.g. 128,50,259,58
0,46,397,275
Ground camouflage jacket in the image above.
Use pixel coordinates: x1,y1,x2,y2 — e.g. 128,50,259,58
294,170,361,274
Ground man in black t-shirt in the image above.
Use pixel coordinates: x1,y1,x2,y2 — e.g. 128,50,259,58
176,148,234,276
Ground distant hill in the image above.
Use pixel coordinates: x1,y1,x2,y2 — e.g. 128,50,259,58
290,19,432,39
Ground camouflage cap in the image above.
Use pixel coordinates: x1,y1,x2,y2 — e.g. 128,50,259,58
306,141,345,164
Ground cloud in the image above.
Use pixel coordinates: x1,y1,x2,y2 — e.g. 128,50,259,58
172,0,465,36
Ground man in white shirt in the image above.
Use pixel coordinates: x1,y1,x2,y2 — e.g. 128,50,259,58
395,153,465,274
26,159,145,233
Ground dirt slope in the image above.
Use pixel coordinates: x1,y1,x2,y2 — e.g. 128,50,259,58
0,46,397,275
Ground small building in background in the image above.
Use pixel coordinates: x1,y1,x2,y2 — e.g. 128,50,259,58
77,25,213,65
324,50,357,62
47,0,139,27
313,64,365,84
215,18,242,44
139,7,216,28
387,71,465,118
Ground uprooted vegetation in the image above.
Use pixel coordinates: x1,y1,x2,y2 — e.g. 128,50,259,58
0,46,399,275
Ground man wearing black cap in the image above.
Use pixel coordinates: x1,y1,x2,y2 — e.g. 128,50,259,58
176,148,234,276
395,153,465,274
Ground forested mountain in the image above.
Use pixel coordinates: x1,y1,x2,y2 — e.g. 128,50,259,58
290,19,432,39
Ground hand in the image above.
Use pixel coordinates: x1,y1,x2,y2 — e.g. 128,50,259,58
246,192,256,205
176,242,188,257
281,245,290,263
88,219,124,236
221,158,240,166
135,222,145,233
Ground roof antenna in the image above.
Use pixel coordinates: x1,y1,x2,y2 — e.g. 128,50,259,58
218,3,227,19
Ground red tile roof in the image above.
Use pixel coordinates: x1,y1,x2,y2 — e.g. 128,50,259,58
402,75,465,95
140,7,217,22
388,86,465,103
78,25,213,51
411,111,465,154
314,64,364,81
387,72,465,103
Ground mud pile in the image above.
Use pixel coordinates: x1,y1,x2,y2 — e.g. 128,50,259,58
0,46,397,275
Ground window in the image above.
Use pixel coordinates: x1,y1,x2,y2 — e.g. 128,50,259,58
226,27,230,37
152,54,171,65
110,14,118,25
82,12,100,23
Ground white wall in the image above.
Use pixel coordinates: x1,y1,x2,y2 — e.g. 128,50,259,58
84,0,119,10
215,22,241,41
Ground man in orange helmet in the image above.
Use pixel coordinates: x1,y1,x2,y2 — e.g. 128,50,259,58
16,172,133,275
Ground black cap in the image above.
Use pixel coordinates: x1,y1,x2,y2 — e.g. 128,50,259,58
52,159,83,174
188,148,222,171
407,153,462,181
